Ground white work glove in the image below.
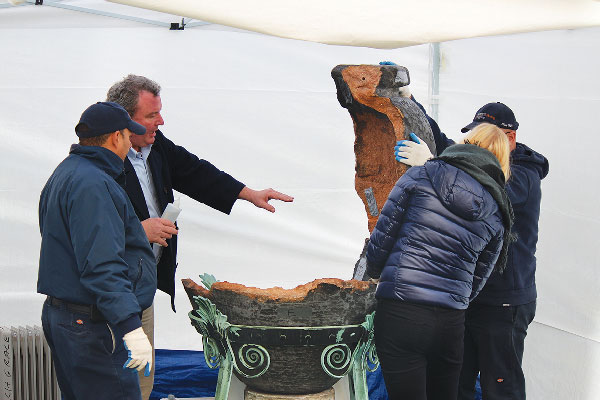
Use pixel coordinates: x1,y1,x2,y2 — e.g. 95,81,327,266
122,327,152,376
398,85,411,98
394,132,433,167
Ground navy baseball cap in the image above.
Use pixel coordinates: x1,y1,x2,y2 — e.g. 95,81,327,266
75,101,146,138
461,102,519,133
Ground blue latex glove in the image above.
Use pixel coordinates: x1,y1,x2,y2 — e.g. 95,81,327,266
394,133,432,166
379,61,397,65
395,132,421,158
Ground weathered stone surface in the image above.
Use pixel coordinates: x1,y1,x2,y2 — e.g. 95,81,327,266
352,238,370,281
331,64,436,233
182,278,210,305
182,278,376,395
209,278,374,326
245,387,335,400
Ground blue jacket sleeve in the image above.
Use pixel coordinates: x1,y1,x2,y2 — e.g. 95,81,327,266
410,96,455,154
68,181,142,334
366,170,419,278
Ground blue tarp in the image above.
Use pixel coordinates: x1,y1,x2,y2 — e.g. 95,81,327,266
150,350,480,399
150,350,388,400
366,366,388,400
150,349,219,400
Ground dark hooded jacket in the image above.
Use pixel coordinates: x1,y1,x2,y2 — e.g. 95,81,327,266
38,145,157,336
473,143,549,305
366,148,506,310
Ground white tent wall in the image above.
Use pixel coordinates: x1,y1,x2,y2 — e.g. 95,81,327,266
1,5,599,399
0,4,431,348
433,28,600,399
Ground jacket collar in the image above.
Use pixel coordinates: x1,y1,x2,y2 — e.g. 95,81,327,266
513,142,549,180
435,144,515,273
69,144,125,184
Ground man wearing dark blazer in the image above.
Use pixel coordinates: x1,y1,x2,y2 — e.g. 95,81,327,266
107,74,293,399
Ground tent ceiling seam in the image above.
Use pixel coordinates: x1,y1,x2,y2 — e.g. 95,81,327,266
21,0,213,29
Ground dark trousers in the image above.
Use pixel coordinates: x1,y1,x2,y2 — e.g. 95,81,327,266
458,301,536,400
374,299,465,400
41,299,141,400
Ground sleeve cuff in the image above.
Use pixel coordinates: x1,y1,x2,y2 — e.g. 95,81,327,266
115,314,142,338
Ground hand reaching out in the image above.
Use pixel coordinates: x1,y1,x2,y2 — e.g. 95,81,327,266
238,187,294,213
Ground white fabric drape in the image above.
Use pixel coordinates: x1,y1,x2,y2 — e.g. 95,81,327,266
108,0,600,48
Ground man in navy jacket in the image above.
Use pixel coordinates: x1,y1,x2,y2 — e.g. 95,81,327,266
107,74,294,399
38,102,157,399
396,97,549,400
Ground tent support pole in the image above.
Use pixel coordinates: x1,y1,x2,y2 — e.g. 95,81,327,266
428,42,441,122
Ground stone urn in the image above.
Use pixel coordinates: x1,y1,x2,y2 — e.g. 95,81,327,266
182,275,378,399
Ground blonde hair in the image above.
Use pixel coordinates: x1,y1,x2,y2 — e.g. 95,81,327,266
463,123,511,180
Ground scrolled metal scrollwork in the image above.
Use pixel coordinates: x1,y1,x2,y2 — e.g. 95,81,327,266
358,311,380,372
365,339,379,372
321,343,353,378
191,296,232,339
188,295,234,370
202,336,222,369
231,343,271,379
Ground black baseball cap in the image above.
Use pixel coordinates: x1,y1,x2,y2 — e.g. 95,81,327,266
75,101,146,138
461,102,519,133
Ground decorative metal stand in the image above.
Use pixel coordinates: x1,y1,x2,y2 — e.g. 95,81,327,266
188,294,378,400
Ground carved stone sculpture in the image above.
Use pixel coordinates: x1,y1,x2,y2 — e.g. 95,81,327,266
331,64,436,233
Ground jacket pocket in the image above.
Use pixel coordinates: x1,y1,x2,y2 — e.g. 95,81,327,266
105,323,116,354
132,258,143,292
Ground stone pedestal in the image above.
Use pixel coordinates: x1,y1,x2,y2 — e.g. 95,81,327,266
245,388,335,400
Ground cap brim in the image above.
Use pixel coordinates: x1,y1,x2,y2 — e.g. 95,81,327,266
74,122,87,138
460,121,481,133
129,120,146,135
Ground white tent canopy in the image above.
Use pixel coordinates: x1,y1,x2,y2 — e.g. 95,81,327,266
1,2,599,399
108,0,600,47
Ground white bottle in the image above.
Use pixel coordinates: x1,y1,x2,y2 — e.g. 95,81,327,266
161,197,181,223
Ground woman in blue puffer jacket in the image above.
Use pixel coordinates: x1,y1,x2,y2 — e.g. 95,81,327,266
366,123,514,400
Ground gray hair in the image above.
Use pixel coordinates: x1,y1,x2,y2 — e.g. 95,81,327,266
106,74,161,116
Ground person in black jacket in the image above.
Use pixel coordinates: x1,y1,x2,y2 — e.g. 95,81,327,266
396,100,549,400
107,74,294,399
367,123,513,400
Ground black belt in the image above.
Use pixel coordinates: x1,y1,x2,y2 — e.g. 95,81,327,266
47,296,106,322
